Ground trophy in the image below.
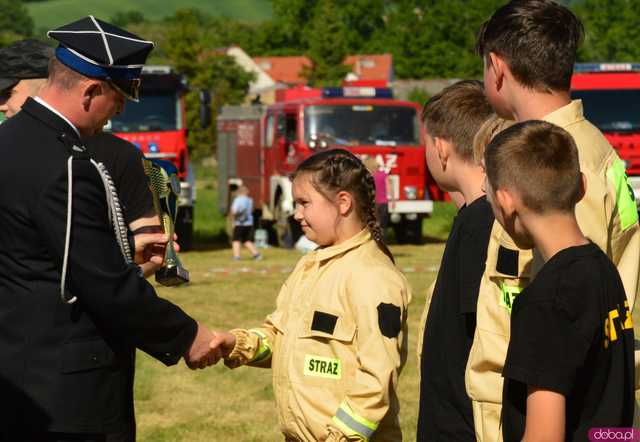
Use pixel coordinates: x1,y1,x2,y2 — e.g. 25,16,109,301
143,159,190,286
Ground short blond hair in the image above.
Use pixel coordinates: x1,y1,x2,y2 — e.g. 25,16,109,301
472,115,515,165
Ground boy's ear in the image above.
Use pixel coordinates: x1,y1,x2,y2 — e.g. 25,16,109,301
578,172,587,202
488,52,506,91
434,137,451,169
495,187,516,219
335,190,354,216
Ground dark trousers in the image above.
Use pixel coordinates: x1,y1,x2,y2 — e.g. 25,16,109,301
376,203,389,240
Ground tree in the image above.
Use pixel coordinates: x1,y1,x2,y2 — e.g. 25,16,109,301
0,0,34,45
302,0,351,86
110,10,146,28
335,0,386,53
271,0,319,51
164,9,254,158
164,9,204,79
371,0,502,79
573,0,640,62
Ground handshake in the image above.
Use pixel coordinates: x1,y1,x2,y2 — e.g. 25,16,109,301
183,323,238,370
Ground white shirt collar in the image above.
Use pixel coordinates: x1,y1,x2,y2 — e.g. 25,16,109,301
33,96,82,139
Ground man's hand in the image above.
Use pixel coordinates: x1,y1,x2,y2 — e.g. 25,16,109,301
132,230,180,278
184,322,221,370
209,331,237,360
133,231,167,277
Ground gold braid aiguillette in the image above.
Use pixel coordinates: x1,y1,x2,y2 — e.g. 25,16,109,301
143,159,189,286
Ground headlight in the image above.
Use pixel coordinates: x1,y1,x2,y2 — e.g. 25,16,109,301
404,186,417,200
309,140,317,149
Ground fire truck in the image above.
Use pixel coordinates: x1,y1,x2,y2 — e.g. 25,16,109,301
217,87,433,247
106,65,196,250
571,63,640,201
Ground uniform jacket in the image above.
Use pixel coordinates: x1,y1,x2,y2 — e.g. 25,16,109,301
0,98,197,436
464,222,532,442
462,100,640,441
226,230,410,441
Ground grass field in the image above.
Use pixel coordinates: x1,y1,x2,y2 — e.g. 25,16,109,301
27,0,273,31
130,163,453,440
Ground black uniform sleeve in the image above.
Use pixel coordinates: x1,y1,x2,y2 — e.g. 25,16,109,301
502,290,596,396
33,158,197,365
111,145,154,224
85,133,154,225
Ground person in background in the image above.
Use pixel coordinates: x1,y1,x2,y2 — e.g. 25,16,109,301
364,156,390,241
231,185,262,260
0,40,51,120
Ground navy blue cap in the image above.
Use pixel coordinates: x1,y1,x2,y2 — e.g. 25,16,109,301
47,16,154,100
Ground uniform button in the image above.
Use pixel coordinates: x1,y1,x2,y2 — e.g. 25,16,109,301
165,352,172,357
91,355,99,362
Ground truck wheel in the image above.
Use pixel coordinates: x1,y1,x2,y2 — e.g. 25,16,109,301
394,217,423,244
274,204,302,248
404,216,424,244
175,206,194,251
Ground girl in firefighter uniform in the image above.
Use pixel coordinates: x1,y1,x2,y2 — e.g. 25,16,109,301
211,149,411,441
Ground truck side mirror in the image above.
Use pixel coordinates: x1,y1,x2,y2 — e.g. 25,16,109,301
199,90,212,128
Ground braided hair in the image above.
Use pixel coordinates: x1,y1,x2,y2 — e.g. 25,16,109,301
292,149,394,263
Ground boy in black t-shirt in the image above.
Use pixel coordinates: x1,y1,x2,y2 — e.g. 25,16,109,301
417,80,495,440
483,120,634,441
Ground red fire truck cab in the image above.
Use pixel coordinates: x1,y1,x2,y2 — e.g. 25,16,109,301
571,63,640,201
106,65,196,249
217,87,433,246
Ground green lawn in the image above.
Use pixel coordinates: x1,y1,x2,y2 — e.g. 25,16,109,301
132,163,452,440
28,0,272,31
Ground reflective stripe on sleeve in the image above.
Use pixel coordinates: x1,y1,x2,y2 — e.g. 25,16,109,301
607,157,639,231
249,329,272,363
499,282,523,314
331,401,378,441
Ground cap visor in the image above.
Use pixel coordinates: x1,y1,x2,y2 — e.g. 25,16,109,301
0,78,18,93
110,78,140,102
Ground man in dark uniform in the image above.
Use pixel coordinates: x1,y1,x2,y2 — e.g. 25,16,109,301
0,39,158,254
0,17,217,441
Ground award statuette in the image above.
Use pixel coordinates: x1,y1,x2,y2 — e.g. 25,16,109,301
142,159,190,286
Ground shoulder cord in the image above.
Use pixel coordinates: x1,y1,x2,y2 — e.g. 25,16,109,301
60,156,132,304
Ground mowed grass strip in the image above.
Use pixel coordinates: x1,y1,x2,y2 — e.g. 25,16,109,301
27,0,273,31
135,242,444,441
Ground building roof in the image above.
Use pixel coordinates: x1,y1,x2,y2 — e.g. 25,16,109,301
254,56,311,85
344,54,393,82
253,53,393,86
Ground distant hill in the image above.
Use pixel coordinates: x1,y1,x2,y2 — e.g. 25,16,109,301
27,0,273,31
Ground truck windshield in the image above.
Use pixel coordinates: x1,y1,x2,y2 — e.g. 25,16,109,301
304,105,420,146
108,92,181,132
571,89,640,132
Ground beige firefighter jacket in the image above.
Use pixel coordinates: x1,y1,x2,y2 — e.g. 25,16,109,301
464,100,640,441
225,229,411,442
